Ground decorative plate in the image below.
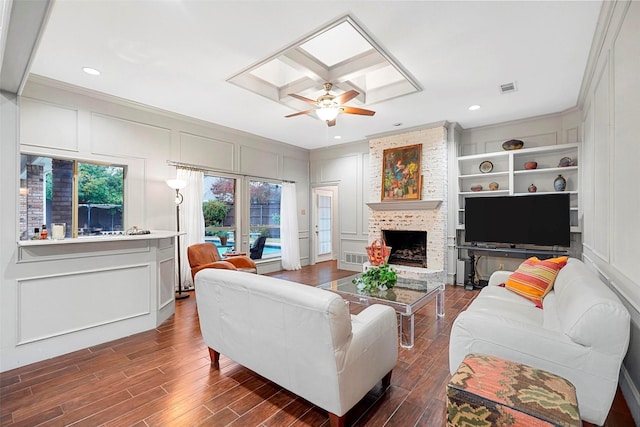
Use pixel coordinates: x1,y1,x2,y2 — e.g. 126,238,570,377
479,161,493,173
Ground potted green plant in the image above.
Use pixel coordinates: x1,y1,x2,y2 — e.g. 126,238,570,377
216,230,229,246
352,264,398,294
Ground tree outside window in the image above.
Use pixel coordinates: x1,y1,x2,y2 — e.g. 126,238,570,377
203,176,236,252
19,154,125,239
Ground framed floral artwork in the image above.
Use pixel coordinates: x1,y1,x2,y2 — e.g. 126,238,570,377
381,144,422,201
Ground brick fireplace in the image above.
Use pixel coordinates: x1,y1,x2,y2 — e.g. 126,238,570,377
368,125,448,281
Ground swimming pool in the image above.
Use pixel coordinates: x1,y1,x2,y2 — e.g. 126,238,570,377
205,239,281,258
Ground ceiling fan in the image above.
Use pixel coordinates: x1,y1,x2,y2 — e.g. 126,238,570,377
285,83,375,126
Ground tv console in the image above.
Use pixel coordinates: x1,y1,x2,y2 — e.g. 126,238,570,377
458,245,569,259
457,245,570,289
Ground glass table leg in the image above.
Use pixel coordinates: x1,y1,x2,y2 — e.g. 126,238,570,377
436,285,445,318
400,313,414,348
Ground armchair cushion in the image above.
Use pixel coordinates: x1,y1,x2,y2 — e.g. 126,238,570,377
224,256,258,273
191,261,237,281
188,243,257,281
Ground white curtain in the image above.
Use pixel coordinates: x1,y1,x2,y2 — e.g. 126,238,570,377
280,182,301,270
177,168,204,290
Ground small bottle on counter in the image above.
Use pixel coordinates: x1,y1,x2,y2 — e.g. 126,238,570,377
31,227,40,240
40,224,48,239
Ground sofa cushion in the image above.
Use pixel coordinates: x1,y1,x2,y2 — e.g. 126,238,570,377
466,286,543,326
504,256,567,308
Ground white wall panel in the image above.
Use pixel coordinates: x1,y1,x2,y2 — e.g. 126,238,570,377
327,156,358,234
90,113,171,158
159,258,174,308
179,132,234,170
20,98,78,151
17,265,150,344
283,156,310,234
582,103,594,247
282,155,308,182
612,2,640,280
298,235,310,263
592,58,611,260
240,146,280,178
579,3,640,420
318,155,357,183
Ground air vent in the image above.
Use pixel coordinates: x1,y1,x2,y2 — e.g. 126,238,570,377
499,82,517,94
345,252,368,265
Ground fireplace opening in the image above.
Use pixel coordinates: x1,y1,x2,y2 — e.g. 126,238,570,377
381,230,427,268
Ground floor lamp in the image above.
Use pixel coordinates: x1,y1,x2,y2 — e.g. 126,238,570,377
167,179,189,300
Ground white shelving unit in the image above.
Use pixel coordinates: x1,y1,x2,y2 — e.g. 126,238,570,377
457,143,580,232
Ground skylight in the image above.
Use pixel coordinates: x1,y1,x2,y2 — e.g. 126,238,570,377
227,14,420,118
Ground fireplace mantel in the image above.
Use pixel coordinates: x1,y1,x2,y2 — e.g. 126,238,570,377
367,199,442,211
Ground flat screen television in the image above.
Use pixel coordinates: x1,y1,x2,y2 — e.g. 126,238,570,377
464,193,570,247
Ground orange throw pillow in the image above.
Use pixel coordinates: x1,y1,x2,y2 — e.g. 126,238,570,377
504,256,568,308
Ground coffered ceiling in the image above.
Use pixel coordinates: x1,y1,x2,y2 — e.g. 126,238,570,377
16,1,603,149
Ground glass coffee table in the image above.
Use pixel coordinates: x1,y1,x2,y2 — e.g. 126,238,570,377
318,274,445,348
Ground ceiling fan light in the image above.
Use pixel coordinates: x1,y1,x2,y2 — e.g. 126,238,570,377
317,106,340,121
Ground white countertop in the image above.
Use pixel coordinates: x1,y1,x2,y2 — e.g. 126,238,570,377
17,230,181,246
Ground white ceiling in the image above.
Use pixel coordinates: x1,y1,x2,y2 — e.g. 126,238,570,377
28,1,602,150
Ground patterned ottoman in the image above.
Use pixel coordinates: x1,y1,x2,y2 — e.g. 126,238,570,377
447,353,580,427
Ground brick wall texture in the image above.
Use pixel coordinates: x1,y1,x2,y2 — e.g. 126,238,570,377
369,126,448,271
51,159,73,237
24,164,44,238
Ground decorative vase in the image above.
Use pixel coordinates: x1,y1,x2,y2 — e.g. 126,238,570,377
502,139,524,150
558,157,574,167
554,174,567,191
524,161,538,170
470,184,483,192
489,182,499,191
528,184,537,193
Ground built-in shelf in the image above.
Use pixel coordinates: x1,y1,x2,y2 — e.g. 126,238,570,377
367,200,442,211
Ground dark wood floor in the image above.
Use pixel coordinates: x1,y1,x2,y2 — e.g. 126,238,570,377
0,261,634,426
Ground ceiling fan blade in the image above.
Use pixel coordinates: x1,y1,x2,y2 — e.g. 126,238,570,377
342,106,376,116
326,118,337,127
334,90,359,105
288,93,318,105
285,109,315,118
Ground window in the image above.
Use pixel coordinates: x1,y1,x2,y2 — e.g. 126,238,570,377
203,175,236,254
200,176,281,260
77,162,124,235
249,180,281,259
19,154,125,240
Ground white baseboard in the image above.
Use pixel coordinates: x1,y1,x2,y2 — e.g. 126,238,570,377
620,365,640,426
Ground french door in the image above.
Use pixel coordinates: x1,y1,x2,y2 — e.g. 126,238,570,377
313,188,334,263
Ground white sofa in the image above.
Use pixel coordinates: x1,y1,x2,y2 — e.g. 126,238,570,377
195,269,398,427
449,258,630,425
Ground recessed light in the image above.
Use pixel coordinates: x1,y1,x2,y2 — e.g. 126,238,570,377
469,105,481,111
82,67,101,76
333,135,342,140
